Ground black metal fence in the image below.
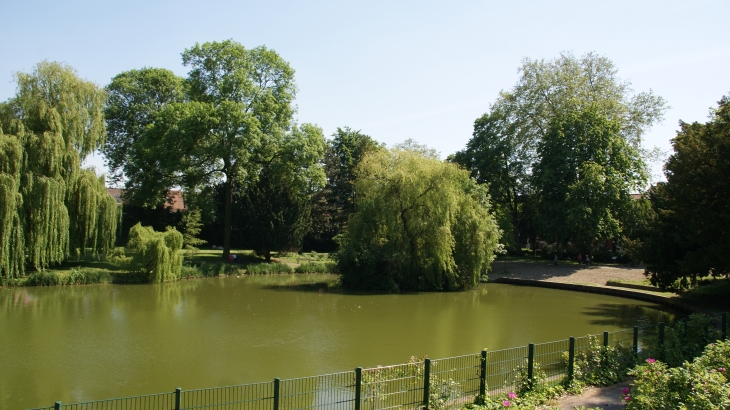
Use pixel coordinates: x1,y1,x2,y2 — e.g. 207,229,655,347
30,312,728,410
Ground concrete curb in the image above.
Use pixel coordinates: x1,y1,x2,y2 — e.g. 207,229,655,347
489,277,719,317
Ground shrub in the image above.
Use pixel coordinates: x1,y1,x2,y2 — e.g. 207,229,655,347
294,262,335,274
125,223,183,283
625,343,730,410
246,263,293,274
200,262,241,276
25,271,61,286
648,313,720,367
61,269,111,285
572,335,635,386
180,265,203,278
105,247,132,265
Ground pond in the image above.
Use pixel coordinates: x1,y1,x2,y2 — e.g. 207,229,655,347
0,274,679,409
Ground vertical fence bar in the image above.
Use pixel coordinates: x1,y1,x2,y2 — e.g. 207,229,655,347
633,326,639,356
527,343,534,388
567,337,575,382
273,378,280,410
723,312,727,340
355,367,362,410
603,331,609,347
175,388,181,410
479,350,487,398
54,401,61,410
423,358,431,409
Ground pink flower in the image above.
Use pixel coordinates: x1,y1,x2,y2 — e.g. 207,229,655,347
622,387,629,395
503,400,511,407
624,395,631,401
646,358,656,364
508,392,517,399
719,368,726,372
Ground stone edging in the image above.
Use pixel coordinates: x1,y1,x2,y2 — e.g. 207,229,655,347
489,277,719,317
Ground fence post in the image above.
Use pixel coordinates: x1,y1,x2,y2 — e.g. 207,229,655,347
273,378,280,410
633,326,639,357
603,331,609,347
423,358,431,409
355,367,362,410
567,337,575,383
723,312,727,340
175,388,181,410
479,350,487,398
527,343,535,389
54,401,61,410
658,322,666,360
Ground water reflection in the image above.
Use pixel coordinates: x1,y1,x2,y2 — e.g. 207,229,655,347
0,276,678,409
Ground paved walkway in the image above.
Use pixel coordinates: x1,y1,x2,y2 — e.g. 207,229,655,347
489,261,647,286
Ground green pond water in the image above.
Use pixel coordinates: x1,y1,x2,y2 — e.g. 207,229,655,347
0,274,679,409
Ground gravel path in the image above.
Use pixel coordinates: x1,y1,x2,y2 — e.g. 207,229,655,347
489,261,647,286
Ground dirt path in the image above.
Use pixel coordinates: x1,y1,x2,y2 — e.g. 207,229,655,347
489,261,647,286
556,380,630,409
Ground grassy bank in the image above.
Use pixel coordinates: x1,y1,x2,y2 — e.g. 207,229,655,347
1,248,337,287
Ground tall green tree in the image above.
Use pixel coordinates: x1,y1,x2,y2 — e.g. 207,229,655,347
104,40,298,260
0,61,118,277
533,106,644,252
104,68,186,200
454,52,667,254
451,106,530,253
308,127,382,247
642,95,730,289
239,123,326,261
336,145,501,292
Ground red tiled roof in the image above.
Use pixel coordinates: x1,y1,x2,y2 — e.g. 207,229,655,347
105,188,186,212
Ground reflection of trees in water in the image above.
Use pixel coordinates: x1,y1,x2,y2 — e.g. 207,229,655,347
581,303,680,328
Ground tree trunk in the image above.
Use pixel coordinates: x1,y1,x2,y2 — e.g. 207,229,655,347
223,175,233,261
508,189,523,256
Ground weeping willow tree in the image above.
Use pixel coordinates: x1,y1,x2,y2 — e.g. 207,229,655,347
336,144,502,292
126,223,183,283
0,61,118,278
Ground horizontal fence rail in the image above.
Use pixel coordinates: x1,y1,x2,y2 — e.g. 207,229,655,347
30,312,728,410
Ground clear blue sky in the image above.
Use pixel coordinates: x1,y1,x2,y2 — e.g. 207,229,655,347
2,0,728,180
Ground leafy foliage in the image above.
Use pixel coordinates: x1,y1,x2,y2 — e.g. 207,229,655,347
294,262,336,274
179,208,207,261
336,145,501,291
642,95,730,289
572,335,635,387
650,314,720,368
0,61,119,277
125,223,183,282
533,106,644,251
307,127,383,250
246,262,293,275
625,342,730,410
454,52,666,256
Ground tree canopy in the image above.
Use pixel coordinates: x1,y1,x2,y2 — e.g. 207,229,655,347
336,145,501,292
642,95,730,289
453,52,667,255
0,61,118,278
104,40,304,259
533,106,644,249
